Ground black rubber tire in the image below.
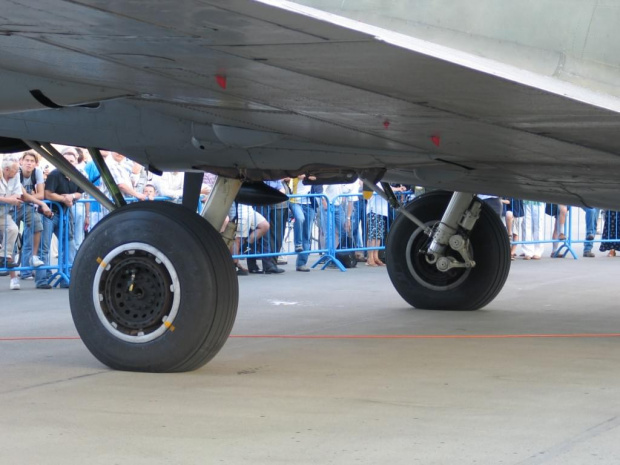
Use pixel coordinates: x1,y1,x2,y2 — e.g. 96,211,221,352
69,201,238,372
386,191,510,310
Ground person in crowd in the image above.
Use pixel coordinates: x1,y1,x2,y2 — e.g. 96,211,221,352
130,161,148,195
583,207,599,257
234,203,273,274
521,200,545,260
309,183,323,249
152,171,184,202
202,172,217,193
290,175,316,271
547,203,566,253
341,180,364,260
0,156,23,289
220,203,246,276
43,150,85,286
83,150,109,229
103,152,147,202
85,151,145,227
246,180,288,274
545,203,567,256
61,148,89,250
143,184,157,201
74,147,90,172
40,163,51,181
321,183,345,250
504,198,524,260
198,172,218,207
390,184,409,196
599,210,620,257
366,184,389,267
289,176,310,253
18,151,53,287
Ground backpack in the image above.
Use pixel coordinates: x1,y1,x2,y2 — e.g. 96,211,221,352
336,249,357,268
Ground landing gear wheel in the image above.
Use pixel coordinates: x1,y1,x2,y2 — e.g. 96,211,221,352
69,201,238,372
386,191,510,310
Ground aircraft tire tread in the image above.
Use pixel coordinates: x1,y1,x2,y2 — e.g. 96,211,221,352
69,201,238,372
386,191,510,311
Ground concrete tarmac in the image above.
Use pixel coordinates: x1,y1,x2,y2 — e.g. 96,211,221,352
1,251,620,464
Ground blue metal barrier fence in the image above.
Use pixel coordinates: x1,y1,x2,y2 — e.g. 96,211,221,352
3,194,619,284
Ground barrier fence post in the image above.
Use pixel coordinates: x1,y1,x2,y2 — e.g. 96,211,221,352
46,202,71,287
313,195,346,271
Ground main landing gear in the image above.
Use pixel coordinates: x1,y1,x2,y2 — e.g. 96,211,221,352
386,191,510,310
70,201,239,372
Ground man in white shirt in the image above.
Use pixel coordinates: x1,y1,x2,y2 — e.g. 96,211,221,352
105,153,147,201
0,156,24,289
153,171,184,202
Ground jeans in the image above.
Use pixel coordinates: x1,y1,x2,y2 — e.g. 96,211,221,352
584,207,599,253
333,204,346,248
247,205,287,271
296,203,315,267
42,210,76,281
290,202,304,248
73,202,86,250
351,201,362,249
20,221,34,278
35,215,53,287
19,204,43,278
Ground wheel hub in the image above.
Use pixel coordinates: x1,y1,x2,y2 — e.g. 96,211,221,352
93,243,181,343
102,254,173,332
406,222,472,291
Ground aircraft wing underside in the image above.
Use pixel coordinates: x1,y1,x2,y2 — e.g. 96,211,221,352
1,0,620,208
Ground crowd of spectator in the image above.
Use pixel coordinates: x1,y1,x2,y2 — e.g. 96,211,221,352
2,146,619,291
494,198,607,259
0,147,215,290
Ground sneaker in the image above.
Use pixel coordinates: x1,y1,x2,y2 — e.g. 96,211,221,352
21,275,34,280
36,283,52,289
583,251,596,258
295,245,303,253
296,265,311,272
276,257,288,265
586,234,595,241
264,267,285,274
30,255,44,267
10,278,20,290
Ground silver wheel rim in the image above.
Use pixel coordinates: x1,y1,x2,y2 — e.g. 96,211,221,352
92,242,181,343
405,222,472,291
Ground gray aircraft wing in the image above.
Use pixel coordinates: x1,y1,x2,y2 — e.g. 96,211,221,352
1,0,619,207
